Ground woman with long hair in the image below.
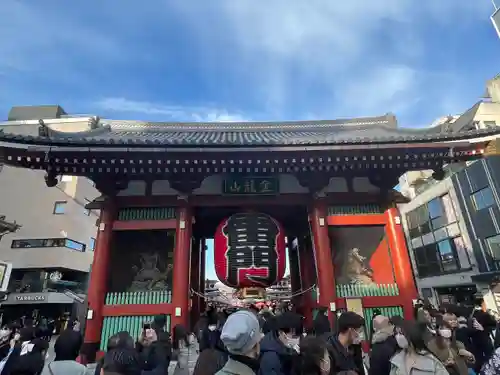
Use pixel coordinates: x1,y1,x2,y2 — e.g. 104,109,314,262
172,324,194,375
294,336,330,375
389,321,448,375
427,320,472,375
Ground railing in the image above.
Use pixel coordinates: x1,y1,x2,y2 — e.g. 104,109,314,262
105,291,172,305
101,315,171,351
336,283,399,297
117,207,176,221
328,204,383,216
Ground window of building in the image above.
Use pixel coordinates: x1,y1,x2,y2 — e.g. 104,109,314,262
89,237,96,251
407,194,457,238
437,239,459,272
413,236,464,277
11,238,86,252
64,239,85,252
53,201,67,214
453,236,471,269
471,187,495,211
486,234,500,260
484,121,497,128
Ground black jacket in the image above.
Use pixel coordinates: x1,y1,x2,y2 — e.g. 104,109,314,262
136,328,171,375
368,330,398,375
259,332,297,375
326,335,363,375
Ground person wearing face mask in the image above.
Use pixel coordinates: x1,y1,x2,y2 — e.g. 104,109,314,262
216,310,263,375
0,326,14,361
416,307,436,344
369,315,399,375
295,336,331,375
427,321,472,375
326,311,365,375
259,311,302,375
390,321,448,375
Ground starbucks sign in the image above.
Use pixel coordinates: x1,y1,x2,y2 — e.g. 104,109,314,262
16,295,45,302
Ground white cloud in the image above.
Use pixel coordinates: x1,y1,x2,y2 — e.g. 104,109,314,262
0,0,493,124
170,0,491,118
96,97,247,122
335,65,421,117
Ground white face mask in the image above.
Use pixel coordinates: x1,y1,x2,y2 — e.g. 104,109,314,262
395,334,408,349
351,329,363,344
0,329,10,338
439,329,452,339
282,333,300,351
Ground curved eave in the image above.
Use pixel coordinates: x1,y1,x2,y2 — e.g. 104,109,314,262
0,135,497,155
0,127,499,150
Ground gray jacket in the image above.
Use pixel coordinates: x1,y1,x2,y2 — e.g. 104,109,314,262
215,358,256,375
41,361,87,375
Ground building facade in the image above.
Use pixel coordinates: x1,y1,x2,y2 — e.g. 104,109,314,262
399,178,480,307
0,106,100,323
399,80,500,309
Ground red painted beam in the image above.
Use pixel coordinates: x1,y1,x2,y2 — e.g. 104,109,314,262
102,303,173,317
327,214,387,226
112,219,177,231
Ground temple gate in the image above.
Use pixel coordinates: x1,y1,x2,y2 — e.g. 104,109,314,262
0,113,497,356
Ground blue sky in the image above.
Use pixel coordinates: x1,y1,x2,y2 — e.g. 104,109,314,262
1,1,499,126
1,1,498,281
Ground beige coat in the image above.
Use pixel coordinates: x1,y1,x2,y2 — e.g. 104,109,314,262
390,350,449,375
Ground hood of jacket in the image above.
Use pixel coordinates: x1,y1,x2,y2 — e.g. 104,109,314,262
372,326,394,344
260,332,294,356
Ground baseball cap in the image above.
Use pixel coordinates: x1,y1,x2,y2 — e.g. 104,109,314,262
220,310,262,355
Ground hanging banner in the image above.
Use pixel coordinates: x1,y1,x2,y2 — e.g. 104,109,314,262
214,212,286,288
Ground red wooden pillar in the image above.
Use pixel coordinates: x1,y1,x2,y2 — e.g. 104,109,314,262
310,200,336,323
199,238,206,313
171,206,193,329
298,238,313,329
190,238,201,329
84,201,115,353
385,208,418,320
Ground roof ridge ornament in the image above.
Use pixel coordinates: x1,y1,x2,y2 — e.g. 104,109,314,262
38,119,50,137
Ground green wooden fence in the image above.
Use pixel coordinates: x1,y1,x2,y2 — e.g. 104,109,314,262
117,207,176,221
100,315,171,351
105,291,172,305
336,283,399,297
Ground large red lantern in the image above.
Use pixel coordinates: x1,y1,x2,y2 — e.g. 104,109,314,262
214,212,286,288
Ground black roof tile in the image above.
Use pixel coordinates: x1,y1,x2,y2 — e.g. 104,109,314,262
0,114,498,147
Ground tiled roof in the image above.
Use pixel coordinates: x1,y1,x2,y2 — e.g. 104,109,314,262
0,114,498,147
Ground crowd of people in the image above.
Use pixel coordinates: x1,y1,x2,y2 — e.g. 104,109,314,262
0,298,499,375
